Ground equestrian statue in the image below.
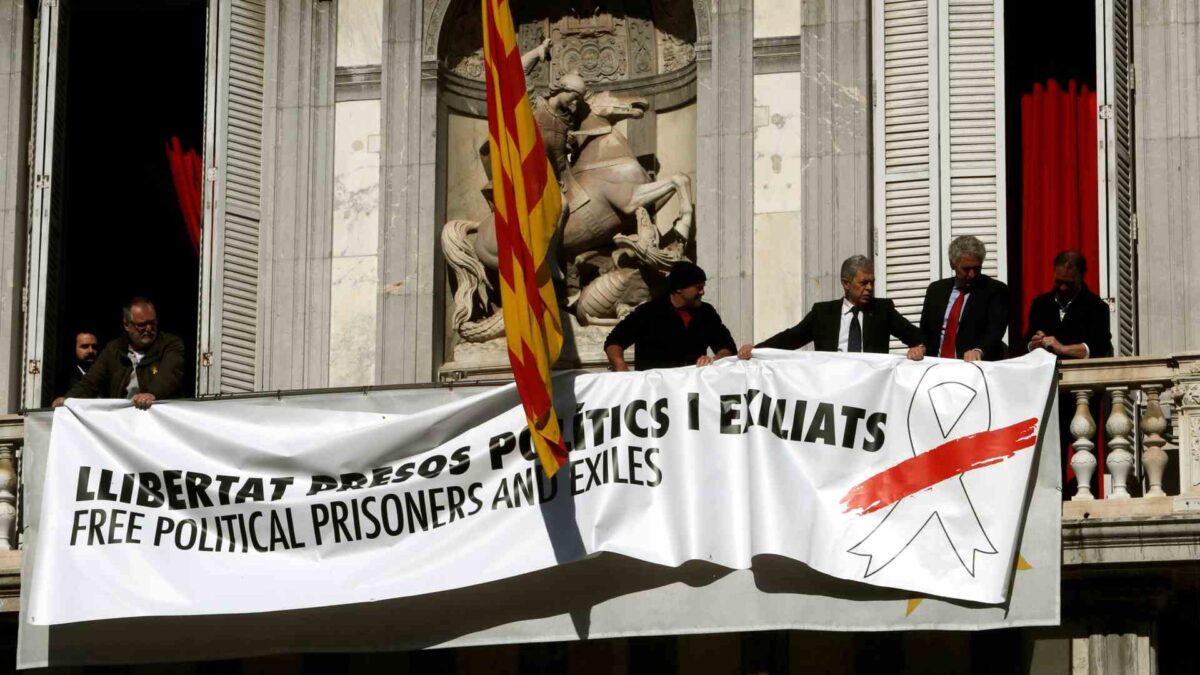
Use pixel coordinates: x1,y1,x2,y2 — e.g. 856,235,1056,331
442,40,695,344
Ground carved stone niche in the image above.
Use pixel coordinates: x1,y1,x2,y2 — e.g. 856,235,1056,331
436,0,699,377
439,0,697,87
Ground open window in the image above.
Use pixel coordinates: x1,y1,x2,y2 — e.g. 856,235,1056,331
22,0,207,408
1003,0,1135,356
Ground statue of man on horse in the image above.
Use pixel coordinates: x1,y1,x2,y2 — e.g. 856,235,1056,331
443,38,695,345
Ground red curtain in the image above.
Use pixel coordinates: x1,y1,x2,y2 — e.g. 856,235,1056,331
1019,80,1100,327
1020,80,1106,495
165,136,202,255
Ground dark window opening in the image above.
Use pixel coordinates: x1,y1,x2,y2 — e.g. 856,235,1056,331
51,0,207,400
1004,0,1097,352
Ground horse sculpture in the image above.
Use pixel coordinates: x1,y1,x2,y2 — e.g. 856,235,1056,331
442,90,694,343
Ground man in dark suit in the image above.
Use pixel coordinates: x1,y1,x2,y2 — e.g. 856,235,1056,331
737,255,926,360
1025,250,1112,359
919,235,1010,361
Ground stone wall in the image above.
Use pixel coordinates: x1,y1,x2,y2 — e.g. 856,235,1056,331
1135,0,1200,354
749,0,871,343
329,0,384,387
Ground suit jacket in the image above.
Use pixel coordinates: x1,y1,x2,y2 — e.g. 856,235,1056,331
64,363,88,394
919,275,1010,360
1023,285,1112,358
756,298,923,353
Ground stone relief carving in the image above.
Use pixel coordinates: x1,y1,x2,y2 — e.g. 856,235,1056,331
627,13,657,76
442,0,485,80
1173,382,1200,407
551,11,626,83
653,0,697,73
440,0,696,82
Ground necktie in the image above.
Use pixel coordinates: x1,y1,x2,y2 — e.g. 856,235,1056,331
848,307,862,353
940,291,967,358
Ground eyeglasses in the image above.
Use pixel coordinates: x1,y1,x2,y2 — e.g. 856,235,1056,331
126,319,158,330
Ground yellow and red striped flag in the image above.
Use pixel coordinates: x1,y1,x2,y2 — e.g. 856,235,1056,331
481,0,568,476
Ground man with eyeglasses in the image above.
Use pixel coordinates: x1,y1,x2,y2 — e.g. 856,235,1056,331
54,297,184,410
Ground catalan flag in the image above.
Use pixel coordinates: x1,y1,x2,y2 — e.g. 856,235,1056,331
482,0,568,476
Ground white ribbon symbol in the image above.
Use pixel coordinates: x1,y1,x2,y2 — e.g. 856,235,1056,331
847,363,999,578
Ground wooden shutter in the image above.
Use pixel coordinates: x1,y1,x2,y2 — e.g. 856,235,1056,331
874,0,1006,353
1101,0,1136,355
938,0,1005,280
198,0,266,394
873,0,940,332
22,0,69,409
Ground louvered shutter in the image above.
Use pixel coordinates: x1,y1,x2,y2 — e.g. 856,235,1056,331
1104,0,1136,355
873,0,940,336
938,0,1005,279
874,0,1006,353
22,0,70,409
198,0,266,394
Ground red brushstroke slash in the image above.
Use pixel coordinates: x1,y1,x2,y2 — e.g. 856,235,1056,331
841,417,1039,515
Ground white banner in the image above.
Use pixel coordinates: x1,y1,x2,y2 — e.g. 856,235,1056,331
28,350,1058,626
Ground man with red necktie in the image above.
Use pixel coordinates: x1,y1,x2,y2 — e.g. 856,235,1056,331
919,235,1011,362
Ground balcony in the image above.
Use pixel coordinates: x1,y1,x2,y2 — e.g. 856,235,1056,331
1056,352,1200,566
0,355,1198,611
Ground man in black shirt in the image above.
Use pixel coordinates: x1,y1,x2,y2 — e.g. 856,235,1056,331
604,262,737,371
1025,250,1112,359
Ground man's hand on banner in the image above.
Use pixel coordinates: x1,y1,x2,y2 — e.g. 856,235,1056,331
132,393,157,410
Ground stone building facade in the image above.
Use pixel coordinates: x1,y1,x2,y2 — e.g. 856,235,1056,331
0,0,1198,672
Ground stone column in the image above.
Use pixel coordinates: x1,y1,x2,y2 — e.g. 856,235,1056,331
260,0,337,390
1071,630,1156,675
377,0,439,384
1171,379,1200,506
798,0,871,310
695,0,755,341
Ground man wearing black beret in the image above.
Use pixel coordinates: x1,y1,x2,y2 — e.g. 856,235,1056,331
603,261,737,371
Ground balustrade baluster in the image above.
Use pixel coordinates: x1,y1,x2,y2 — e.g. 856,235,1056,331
1140,385,1169,497
1069,389,1098,500
0,443,15,550
1105,387,1135,499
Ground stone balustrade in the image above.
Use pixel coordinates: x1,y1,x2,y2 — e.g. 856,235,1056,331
1059,352,1200,516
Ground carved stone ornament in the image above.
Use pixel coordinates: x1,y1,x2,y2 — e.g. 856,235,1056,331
1174,382,1200,407
653,0,696,72
441,0,485,80
439,0,696,82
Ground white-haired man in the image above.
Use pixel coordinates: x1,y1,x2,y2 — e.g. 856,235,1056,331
738,255,925,360
919,235,1011,362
